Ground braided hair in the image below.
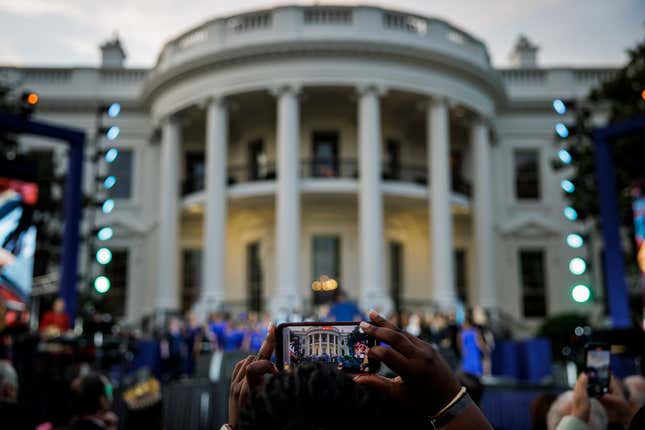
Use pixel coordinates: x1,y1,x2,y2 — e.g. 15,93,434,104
237,362,422,430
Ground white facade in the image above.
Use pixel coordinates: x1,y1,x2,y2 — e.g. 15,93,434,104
2,5,617,328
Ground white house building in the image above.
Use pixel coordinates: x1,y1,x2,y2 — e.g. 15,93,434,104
2,5,618,326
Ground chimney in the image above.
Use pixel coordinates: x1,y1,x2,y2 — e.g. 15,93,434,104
509,35,539,68
100,35,126,69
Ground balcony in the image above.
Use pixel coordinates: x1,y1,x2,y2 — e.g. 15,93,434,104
181,157,471,197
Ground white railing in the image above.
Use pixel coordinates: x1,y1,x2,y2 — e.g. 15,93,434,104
153,6,492,74
304,8,352,25
227,11,272,33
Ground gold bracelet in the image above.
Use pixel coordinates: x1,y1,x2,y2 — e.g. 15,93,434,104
431,386,467,419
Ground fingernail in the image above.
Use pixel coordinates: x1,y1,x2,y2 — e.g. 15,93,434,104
359,321,370,330
267,322,273,331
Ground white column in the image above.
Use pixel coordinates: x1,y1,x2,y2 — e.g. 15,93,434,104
197,97,228,315
472,119,497,308
156,116,181,310
271,85,302,314
358,86,392,315
428,98,456,310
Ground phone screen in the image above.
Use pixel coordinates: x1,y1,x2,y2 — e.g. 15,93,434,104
277,323,380,373
586,344,610,397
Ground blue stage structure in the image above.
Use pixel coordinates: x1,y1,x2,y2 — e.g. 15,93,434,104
592,116,645,328
0,112,85,321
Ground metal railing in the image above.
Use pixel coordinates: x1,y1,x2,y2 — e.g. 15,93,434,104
181,157,471,196
301,158,358,179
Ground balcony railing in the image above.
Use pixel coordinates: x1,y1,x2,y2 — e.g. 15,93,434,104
181,157,471,196
301,158,359,179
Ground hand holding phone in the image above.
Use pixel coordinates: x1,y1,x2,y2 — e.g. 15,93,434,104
276,322,380,373
585,342,610,397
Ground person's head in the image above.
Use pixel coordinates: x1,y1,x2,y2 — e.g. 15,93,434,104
73,373,112,417
185,310,197,326
546,390,607,430
167,317,181,333
53,298,65,313
237,362,423,430
0,360,18,402
624,375,645,410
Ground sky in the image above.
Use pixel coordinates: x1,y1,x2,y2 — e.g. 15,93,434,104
0,0,643,68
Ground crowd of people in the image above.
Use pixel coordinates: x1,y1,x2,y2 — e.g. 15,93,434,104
156,293,495,390
0,293,644,429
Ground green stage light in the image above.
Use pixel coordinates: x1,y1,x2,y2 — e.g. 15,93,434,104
571,284,591,303
96,247,112,265
566,233,584,249
569,257,587,275
94,276,111,294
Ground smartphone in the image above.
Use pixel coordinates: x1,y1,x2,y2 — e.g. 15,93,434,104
585,342,611,397
276,322,380,374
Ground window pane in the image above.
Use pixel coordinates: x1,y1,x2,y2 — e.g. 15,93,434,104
183,152,205,194
312,132,339,177
389,242,403,314
182,249,202,312
312,236,340,304
102,249,127,317
109,149,133,199
514,150,540,199
247,242,263,312
519,250,547,317
454,250,468,304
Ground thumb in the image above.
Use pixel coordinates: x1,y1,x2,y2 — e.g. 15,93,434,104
353,374,396,396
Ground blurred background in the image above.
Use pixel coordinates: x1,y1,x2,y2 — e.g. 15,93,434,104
0,1,644,429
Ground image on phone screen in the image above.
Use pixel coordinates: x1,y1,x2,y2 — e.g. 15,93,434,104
279,324,379,373
586,346,610,397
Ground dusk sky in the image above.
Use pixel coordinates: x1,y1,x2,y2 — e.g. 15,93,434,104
1,0,643,68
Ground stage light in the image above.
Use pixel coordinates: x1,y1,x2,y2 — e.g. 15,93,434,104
97,227,113,241
26,92,39,105
564,206,578,221
566,233,584,249
561,179,575,193
105,126,120,141
641,89,645,101
571,284,591,303
94,276,111,294
558,149,572,164
105,148,119,163
103,175,116,190
107,102,121,118
553,99,566,115
96,247,112,265
102,199,115,214
555,123,569,139
569,257,587,275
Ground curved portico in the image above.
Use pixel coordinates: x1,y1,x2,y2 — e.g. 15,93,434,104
143,5,505,316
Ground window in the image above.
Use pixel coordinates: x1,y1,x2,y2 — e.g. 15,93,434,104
384,139,401,180
519,249,547,317
454,250,468,304
514,150,540,200
184,151,205,194
389,242,403,314
182,249,202,312
247,242,263,312
102,249,128,317
248,139,268,181
312,132,339,177
312,236,340,304
108,149,133,199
